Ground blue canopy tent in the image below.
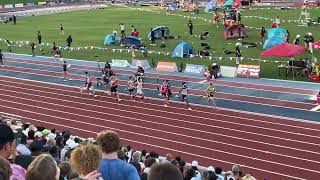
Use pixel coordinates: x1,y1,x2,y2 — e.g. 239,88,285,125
204,0,217,13
104,34,119,46
148,26,170,40
168,3,177,11
122,36,143,48
263,28,288,50
172,42,193,58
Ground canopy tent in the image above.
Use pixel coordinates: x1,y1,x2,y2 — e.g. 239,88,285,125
223,0,240,10
148,26,169,40
263,28,288,50
266,28,287,39
122,36,143,48
168,3,177,11
104,34,119,46
172,41,193,58
224,24,247,39
261,43,306,80
313,41,320,49
261,43,306,57
204,0,217,13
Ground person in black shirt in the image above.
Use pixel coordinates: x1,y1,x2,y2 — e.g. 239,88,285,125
13,15,16,25
150,28,155,45
136,66,144,77
60,24,64,35
0,49,4,67
66,35,72,52
235,43,241,65
303,32,314,54
188,20,193,36
37,31,42,45
104,61,111,71
260,27,266,43
30,42,36,57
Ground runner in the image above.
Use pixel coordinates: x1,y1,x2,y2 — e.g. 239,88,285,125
103,72,111,95
62,61,71,81
80,72,89,93
80,73,96,96
127,76,136,100
179,82,191,110
204,82,217,108
110,76,121,101
135,76,144,102
0,49,4,67
161,80,170,107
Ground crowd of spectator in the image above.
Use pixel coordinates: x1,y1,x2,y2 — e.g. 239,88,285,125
0,115,257,180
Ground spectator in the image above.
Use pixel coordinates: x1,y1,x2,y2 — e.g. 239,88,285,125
171,159,179,168
0,123,15,159
293,34,300,45
0,157,11,180
141,157,156,180
191,161,202,179
178,160,186,174
49,146,60,164
235,43,241,65
188,20,193,36
17,134,31,156
58,162,72,180
215,167,224,180
96,130,140,180
130,151,142,175
70,144,101,178
227,164,241,180
275,16,281,27
66,35,73,51
26,154,60,180
13,15,16,25
30,42,36,57
149,163,183,180
183,167,196,180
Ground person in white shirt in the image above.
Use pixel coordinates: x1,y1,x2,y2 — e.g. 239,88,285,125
119,23,125,36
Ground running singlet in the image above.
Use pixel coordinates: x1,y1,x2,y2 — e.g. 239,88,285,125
207,86,215,94
181,85,188,95
128,80,135,90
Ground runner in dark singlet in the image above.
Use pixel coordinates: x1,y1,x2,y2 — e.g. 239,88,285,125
179,82,191,110
63,61,71,81
110,76,121,101
127,76,136,100
0,49,4,67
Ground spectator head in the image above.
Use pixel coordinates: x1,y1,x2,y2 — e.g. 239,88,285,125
132,151,141,162
20,134,28,145
165,153,173,161
0,123,15,158
117,149,128,161
215,167,223,175
0,157,11,180
175,156,181,163
49,146,59,158
47,139,56,146
58,162,72,180
70,144,101,176
191,160,198,170
96,130,120,154
26,154,60,180
170,159,178,167
149,163,183,180
232,164,241,175
145,157,156,168
127,145,132,152
27,129,35,140
34,131,43,140
183,167,196,179
207,166,215,173
149,151,159,158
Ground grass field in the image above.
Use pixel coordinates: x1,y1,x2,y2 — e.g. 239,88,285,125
0,5,319,81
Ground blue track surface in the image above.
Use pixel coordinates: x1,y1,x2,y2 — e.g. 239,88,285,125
2,53,320,121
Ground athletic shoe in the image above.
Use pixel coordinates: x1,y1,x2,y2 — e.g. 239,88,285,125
94,95,97,97
188,107,192,110
164,104,168,107
118,99,121,102
63,79,67,82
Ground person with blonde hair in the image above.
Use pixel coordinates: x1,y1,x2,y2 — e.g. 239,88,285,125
0,157,11,180
70,144,102,178
26,154,60,180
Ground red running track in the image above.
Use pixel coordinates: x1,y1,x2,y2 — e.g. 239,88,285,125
6,57,318,95
0,62,315,110
1,76,320,179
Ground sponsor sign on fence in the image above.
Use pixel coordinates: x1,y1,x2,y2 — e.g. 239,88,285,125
111,59,130,68
220,66,237,77
236,64,260,78
156,61,178,72
184,64,205,74
38,2,47,5
15,3,24,8
4,4,14,9
26,3,35,6
130,59,150,69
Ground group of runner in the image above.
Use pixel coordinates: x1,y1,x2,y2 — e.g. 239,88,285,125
73,62,218,109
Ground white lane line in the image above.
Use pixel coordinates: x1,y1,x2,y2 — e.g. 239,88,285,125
0,103,317,177
2,84,320,145
6,59,315,107
5,58,317,96
0,109,306,180
310,105,320,112
1,74,320,130
2,88,320,162
0,66,312,112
